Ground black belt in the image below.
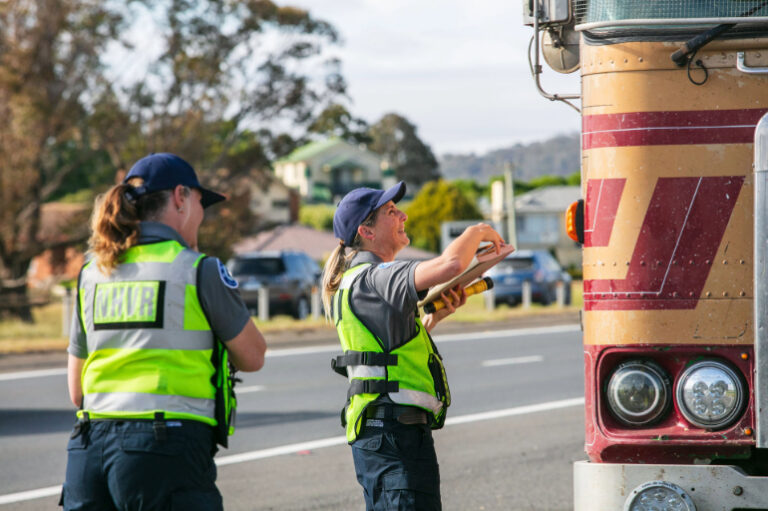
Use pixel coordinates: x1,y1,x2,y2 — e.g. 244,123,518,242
366,405,428,425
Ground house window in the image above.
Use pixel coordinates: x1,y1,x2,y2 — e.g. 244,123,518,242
517,214,559,244
272,200,289,209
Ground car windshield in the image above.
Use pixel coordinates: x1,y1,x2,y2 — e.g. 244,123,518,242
496,258,536,272
231,257,285,276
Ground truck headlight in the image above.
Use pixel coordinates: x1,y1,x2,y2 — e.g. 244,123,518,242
606,360,671,427
624,481,696,511
676,359,746,429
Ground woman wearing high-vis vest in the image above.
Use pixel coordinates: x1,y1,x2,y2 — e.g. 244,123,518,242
61,153,267,511
322,182,508,510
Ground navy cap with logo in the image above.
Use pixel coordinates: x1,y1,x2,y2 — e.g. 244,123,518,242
333,181,406,246
123,153,226,208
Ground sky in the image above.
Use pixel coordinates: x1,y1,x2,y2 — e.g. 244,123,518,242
292,0,582,156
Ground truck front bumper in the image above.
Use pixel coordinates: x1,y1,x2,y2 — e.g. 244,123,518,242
574,460,768,510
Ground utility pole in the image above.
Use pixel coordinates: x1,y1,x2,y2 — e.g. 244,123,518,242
504,162,517,247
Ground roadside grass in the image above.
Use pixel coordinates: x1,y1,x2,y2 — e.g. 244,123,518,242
0,281,583,353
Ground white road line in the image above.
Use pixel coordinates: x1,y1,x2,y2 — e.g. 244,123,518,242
0,396,584,505
216,436,347,466
0,486,62,505
0,368,67,382
0,324,580,382
481,355,543,367
237,385,265,394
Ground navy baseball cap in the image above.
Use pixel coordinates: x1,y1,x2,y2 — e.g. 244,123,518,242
333,181,406,246
124,153,226,208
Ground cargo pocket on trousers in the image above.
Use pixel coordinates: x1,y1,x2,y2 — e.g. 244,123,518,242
380,471,441,510
353,432,383,452
170,489,223,511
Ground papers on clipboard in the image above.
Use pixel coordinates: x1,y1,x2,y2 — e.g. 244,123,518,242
417,243,515,309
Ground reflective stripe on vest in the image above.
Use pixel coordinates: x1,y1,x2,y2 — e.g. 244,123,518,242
334,263,449,443
77,240,216,425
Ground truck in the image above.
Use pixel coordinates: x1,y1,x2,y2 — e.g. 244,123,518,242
523,1,768,509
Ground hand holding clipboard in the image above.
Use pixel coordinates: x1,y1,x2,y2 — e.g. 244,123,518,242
417,243,515,313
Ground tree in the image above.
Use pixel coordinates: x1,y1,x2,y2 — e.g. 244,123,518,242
0,0,345,320
404,180,481,253
307,103,371,145
368,113,440,187
0,0,126,320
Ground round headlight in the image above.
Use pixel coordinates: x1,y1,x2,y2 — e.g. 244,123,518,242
624,481,696,511
606,360,671,427
676,359,746,429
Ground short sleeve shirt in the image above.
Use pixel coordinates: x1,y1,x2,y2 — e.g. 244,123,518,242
347,251,427,351
68,222,251,358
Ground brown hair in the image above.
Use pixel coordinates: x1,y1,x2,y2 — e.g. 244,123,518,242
321,207,381,320
88,177,186,274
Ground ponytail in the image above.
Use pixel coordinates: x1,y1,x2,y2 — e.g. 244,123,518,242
321,243,348,320
88,178,176,274
321,207,381,321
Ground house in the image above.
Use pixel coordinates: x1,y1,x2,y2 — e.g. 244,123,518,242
245,171,299,229
232,224,435,263
27,202,90,291
513,185,582,268
274,138,395,202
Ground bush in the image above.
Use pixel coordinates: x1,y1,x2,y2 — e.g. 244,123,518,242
405,180,481,252
299,203,336,231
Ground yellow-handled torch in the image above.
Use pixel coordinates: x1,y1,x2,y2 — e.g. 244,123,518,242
423,277,494,314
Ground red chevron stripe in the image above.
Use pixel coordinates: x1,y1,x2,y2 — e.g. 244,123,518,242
584,176,744,311
585,178,625,247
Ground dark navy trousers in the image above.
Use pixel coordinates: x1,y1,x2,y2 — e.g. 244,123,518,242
351,418,442,511
61,419,222,511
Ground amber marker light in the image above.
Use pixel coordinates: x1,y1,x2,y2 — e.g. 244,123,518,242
741,352,749,360
565,199,584,243
744,427,753,436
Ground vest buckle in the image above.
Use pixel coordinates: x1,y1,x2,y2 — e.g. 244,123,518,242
153,411,167,441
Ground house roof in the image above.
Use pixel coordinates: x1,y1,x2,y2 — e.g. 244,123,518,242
515,186,581,213
233,224,436,261
37,202,90,243
276,138,345,164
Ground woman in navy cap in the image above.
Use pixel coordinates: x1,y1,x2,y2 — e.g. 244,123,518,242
62,153,267,510
322,181,507,510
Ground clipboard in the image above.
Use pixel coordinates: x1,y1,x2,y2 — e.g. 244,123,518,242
417,243,515,308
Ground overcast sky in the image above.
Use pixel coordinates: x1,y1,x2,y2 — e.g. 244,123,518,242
292,0,581,156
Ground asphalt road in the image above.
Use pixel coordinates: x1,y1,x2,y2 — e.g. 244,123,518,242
0,323,585,510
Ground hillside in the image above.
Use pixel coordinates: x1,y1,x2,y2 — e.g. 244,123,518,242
439,132,580,182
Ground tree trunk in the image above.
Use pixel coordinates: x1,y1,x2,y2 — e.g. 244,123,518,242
0,282,34,323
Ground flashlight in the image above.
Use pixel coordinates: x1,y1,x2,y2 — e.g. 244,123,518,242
423,277,494,314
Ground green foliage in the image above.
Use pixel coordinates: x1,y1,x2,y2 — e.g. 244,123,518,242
299,204,335,231
527,175,569,189
451,179,485,205
307,103,371,145
565,172,581,186
368,113,440,186
405,180,481,252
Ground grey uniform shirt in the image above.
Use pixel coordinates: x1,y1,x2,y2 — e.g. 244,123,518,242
347,251,427,351
68,222,251,358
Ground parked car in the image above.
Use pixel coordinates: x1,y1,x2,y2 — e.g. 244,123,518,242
485,250,571,307
228,251,320,319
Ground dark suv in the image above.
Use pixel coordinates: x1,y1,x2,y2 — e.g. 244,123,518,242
486,250,571,307
228,251,320,319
